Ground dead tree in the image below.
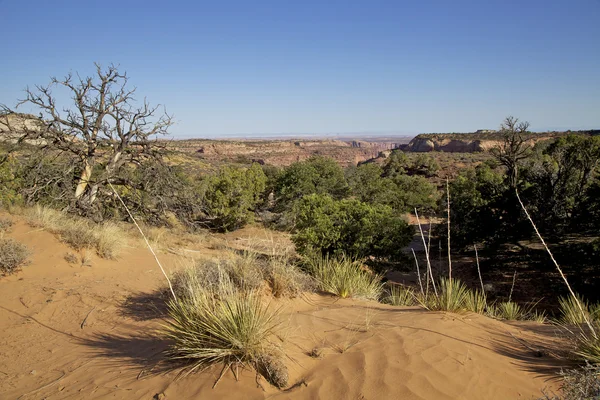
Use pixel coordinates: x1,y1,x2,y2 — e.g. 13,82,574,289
1,63,172,212
490,116,531,189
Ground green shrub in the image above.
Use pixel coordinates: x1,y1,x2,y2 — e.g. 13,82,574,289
0,238,30,275
303,254,382,300
203,163,267,231
274,156,348,208
291,194,413,261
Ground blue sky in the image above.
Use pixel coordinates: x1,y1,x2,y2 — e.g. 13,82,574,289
1,0,598,137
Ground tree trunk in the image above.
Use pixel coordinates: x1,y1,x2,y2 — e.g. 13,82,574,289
75,160,93,199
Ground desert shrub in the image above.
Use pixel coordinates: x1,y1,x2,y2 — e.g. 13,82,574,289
382,284,415,306
390,174,439,213
226,252,268,292
0,155,23,207
303,254,383,300
346,163,396,205
347,163,439,213
0,217,13,231
0,238,30,274
291,194,413,261
540,363,600,400
274,156,348,209
448,163,522,248
383,151,439,178
464,289,487,314
523,135,600,234
115,162,202,228
164,281,286,387
262,254,313,298
203,163,267,231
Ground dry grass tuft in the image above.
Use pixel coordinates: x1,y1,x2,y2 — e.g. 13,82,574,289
540,363,600,400
64,252,78,264
0,238,31,275
25,205,125,259
303,254,382,300
95,222,126,259
0,217,14,232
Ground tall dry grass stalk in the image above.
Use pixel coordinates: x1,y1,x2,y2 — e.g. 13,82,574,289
446,178,452,282
109,182,177,300
414,208,437,297
411,248,424,296
515,189,597,339
474,244,486,299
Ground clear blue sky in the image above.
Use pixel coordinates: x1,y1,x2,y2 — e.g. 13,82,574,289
1,0,599,137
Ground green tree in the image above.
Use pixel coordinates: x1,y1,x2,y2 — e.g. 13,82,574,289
203,163,267,231
448,163,516,248
346,163,396,204
291,194,414,260
523,135,600,233
274,156,348,208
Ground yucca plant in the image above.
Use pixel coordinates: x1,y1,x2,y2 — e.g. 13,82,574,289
304,254,382,300
495,301,523,320
575,326,600,364
383,284,415,306
464,289,487,314
426,278,469,312
163,283,287,387
559,293,592,325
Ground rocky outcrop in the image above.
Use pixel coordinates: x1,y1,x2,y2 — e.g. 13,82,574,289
170,139,404,166
405,131,583,153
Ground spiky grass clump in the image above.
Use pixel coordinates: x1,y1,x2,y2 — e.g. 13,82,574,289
425,278,469,312
382,284,415,306
164,282,286,387
464,289,487,314
0,238,31,275
304,254,382,300
575,329,600,365
559,294,596,325
494,301,524,321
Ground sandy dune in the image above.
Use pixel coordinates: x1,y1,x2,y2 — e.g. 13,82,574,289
0,216,564,399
